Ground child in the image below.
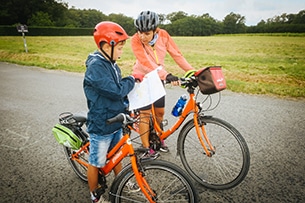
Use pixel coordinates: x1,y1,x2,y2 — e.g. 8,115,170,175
83,21,138,203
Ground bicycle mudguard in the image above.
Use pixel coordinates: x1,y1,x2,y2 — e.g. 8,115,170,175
52,124,82,150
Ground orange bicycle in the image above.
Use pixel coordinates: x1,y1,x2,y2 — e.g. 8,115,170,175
130,73,250,190
52,112,198,202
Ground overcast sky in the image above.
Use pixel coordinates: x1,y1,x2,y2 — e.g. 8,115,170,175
62,0,305,26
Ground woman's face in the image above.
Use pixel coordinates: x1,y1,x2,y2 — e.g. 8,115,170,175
137,30,154,45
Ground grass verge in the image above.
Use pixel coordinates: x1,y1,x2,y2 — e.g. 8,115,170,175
0,34,304,99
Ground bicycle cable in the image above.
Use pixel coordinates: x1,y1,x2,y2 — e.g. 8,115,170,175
196,89,222,112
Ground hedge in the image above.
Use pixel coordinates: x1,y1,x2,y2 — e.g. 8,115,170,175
0,26,93,36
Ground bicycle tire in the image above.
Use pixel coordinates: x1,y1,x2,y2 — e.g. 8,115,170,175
63,145,89,182
109,159,199,203
178,116,250,190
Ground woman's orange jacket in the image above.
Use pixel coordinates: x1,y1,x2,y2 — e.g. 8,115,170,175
131,28,193,80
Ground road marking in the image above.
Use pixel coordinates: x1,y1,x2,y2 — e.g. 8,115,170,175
1,126,41,151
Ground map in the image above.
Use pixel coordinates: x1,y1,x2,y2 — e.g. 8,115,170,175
128,69,166,110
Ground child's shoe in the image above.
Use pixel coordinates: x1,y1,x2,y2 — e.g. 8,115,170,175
126,181,141,192
140,148,159,160
91,186,109,203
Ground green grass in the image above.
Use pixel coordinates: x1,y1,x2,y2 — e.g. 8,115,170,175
0,34,304,99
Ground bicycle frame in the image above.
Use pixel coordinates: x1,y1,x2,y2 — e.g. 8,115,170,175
70,132,157,202
150,89,215,157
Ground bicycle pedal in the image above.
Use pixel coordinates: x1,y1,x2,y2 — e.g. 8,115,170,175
135,146,149,153
92,186,106,199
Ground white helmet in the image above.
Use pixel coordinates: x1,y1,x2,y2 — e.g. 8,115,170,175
134,11,159,32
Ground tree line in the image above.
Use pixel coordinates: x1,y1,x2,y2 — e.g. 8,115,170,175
1,0,304,36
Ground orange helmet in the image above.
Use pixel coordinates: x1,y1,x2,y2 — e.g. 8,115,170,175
93,21,129,48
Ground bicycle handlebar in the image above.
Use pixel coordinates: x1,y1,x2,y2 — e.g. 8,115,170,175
106,113,125,124
164,75,196,86
106,113,135,125
180,76,195,85
179,76,198,89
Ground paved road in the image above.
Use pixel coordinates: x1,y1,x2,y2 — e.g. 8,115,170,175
0,62,304,203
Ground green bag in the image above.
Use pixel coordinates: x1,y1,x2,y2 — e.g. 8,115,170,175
52,124,82,150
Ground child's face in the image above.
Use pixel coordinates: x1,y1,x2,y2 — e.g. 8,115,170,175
112,41,126,61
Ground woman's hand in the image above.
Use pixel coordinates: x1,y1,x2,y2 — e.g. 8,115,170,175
166,73,180,86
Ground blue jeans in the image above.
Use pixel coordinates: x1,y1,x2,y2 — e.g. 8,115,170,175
88,129,122,168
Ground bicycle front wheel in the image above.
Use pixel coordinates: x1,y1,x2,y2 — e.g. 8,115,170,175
109,159,198,203
178,116,250,190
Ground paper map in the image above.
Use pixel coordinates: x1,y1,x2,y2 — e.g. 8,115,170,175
127,69,166,110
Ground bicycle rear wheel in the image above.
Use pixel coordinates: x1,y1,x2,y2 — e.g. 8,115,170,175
109,159,198,203
178,116,250,190
63,145,88,182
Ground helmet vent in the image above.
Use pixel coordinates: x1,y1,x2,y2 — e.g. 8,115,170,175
115,31,123,35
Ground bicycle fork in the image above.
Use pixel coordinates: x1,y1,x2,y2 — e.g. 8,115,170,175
131,156,157,202
193,114,215,157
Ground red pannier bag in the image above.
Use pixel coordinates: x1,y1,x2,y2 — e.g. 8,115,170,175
194,66,226,95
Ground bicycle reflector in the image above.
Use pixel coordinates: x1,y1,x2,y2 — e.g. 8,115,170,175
52,124,82,150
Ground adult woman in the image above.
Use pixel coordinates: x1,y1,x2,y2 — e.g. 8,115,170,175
131,11,194,158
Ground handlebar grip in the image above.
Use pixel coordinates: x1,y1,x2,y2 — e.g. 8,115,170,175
164,76,195,87
106,113,125,124
164,78,182,84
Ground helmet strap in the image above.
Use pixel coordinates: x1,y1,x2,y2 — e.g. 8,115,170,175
100,44,115,64
110,43,115,63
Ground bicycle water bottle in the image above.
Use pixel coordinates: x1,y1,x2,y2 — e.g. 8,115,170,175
172,94,187,117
